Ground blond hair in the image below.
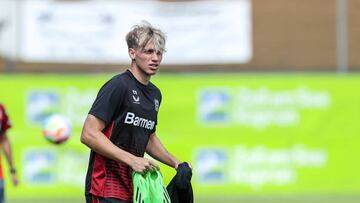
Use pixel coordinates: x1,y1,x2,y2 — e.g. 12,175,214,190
126,21,166,53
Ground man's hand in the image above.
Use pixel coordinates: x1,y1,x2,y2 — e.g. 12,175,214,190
10,172,19,187
130,157,159,173
179,162,192,170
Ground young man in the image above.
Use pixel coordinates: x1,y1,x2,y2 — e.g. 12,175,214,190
0,103,19,203
81,21,183,203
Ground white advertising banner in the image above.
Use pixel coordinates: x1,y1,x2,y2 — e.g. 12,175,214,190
20,0,252,64
0,0,17,59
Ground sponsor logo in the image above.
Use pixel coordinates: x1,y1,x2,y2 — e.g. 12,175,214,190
124,112,155,130
195,149,227,183
198,90,230,123
24,149,56,184
27,90,60,125
132,95,140,103
132,89,140,104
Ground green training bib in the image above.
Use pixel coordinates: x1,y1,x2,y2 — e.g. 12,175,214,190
132,169,171,203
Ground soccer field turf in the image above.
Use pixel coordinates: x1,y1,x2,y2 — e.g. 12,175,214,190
8,196,360,203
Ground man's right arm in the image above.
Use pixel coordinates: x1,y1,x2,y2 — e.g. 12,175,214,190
80,114,158,173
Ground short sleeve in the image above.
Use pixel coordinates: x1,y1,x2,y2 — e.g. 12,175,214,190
0,105,12,133
89,77,126,125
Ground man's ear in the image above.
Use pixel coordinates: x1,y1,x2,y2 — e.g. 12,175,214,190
128,48,136,60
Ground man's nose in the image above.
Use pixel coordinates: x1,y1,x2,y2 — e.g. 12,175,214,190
151,53,160,61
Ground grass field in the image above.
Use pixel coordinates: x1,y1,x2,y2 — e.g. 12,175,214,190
8,195,360,203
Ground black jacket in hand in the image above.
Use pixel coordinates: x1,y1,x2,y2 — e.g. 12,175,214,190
166,162,193,203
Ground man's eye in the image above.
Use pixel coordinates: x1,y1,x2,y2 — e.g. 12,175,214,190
144,49,155,54
143,49,163,56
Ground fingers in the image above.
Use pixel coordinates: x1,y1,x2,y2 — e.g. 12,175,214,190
11,175,19,186
131,157,159,174
149,160,159,170
142,160,158,173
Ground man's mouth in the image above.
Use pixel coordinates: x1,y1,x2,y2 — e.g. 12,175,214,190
149,64,159,69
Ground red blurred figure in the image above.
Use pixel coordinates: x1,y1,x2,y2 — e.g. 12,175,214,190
0,103,19,203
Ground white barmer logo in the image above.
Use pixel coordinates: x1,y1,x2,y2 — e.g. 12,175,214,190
124,112,155,130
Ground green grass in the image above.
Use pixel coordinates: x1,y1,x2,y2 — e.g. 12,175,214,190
8,195,360,203
197,195,360,203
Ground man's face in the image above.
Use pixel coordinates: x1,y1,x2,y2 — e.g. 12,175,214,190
132,42,163,76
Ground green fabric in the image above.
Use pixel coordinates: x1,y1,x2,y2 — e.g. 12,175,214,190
133,169,171,203
132,171,151,203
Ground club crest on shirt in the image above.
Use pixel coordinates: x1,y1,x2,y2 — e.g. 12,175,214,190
154,99,159,112
132,90,140,104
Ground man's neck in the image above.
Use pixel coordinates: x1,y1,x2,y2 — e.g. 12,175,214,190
129,66,150,85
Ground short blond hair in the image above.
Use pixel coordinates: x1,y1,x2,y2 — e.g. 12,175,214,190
126,20,166,53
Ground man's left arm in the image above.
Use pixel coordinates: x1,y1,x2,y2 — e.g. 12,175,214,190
146,133,181,169
2,133,19,186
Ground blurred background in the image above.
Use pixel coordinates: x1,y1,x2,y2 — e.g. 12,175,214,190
0,0,360,202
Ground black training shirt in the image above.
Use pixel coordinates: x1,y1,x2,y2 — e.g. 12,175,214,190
85,70,162,200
